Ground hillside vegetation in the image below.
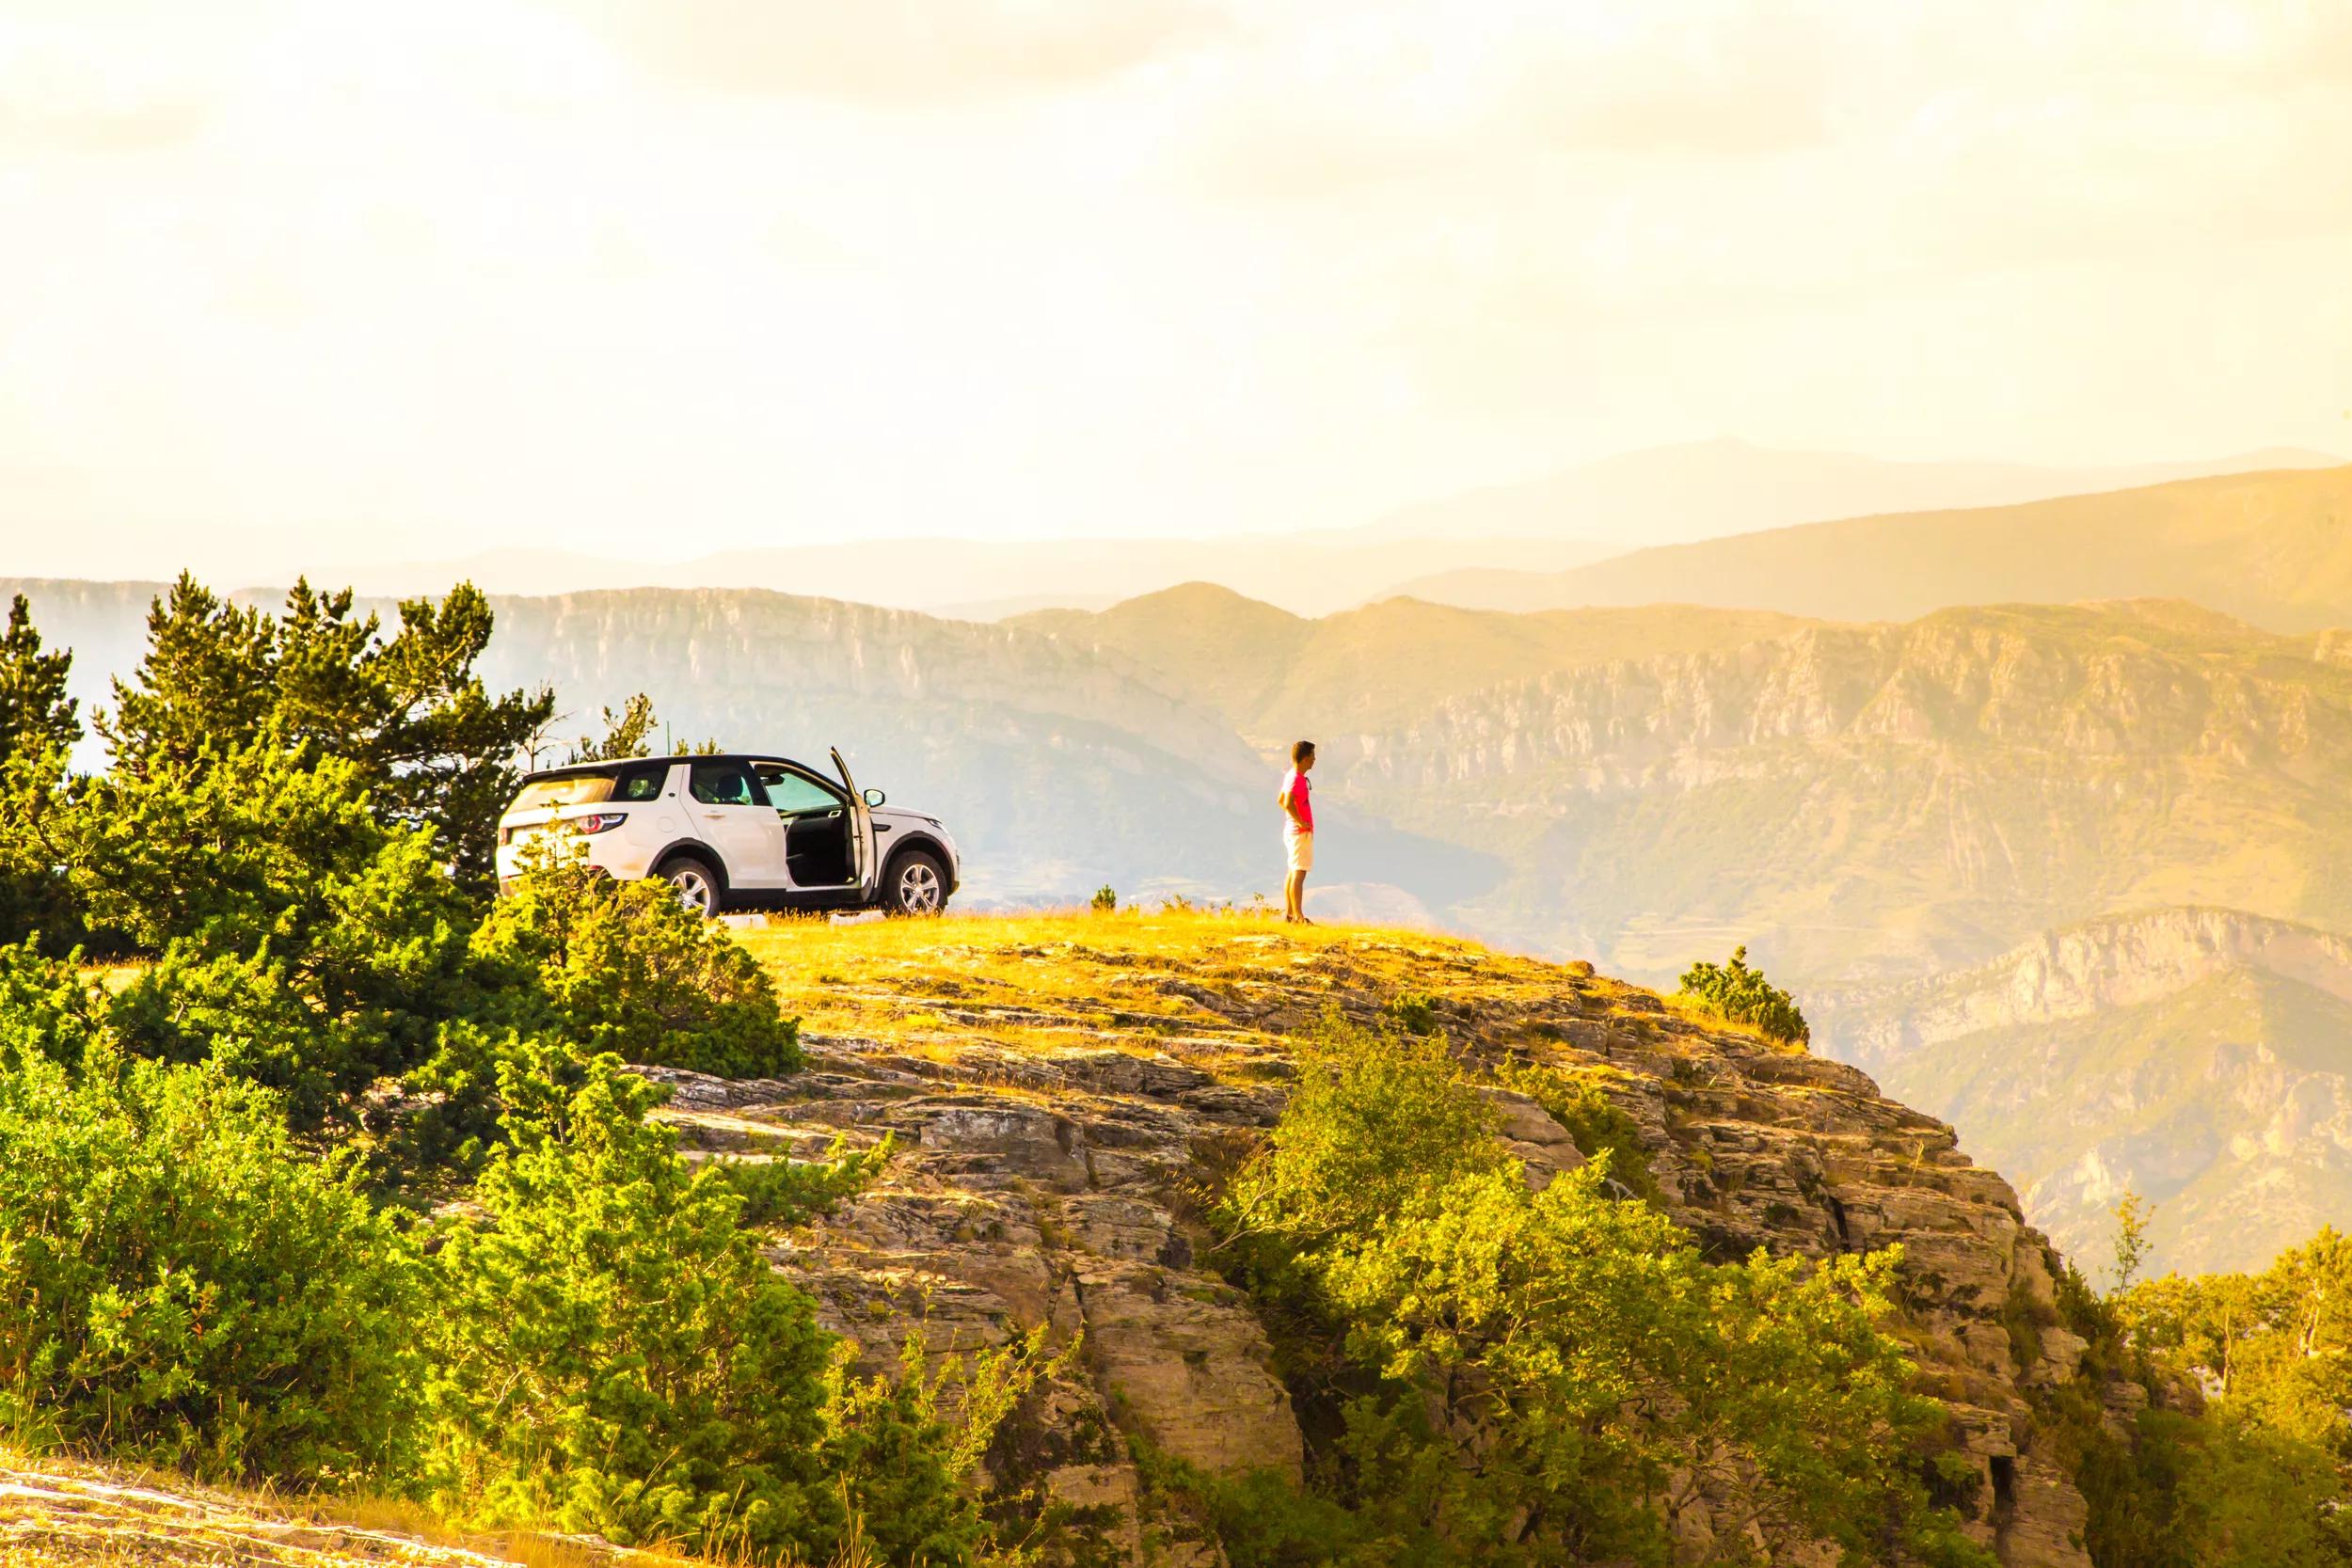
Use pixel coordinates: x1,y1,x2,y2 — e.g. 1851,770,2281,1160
1398,464,2352,630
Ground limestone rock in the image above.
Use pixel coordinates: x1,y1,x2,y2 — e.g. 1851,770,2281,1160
660,930,2123,1566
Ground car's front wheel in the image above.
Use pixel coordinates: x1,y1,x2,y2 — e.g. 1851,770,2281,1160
661,854,723,918
883,849,948,916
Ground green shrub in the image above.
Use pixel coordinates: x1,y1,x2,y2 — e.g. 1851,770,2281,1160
472,859,802,1079
0,940,104,1070
0,1050,421,1482
820,1326,1055,1566
1379,990,1439,1036
1493,1059,1661,1203
1224,1013,1503,1248
91,746,483,1130
1217,1018,1985,1567
1131,1442,1378,1568
1677,943,1809,1045
422,1046,840,1556
1091,884,1118,913
717,1136,895,1229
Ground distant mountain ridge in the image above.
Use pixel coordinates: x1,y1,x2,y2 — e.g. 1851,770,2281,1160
1010,582,1814,744
1324,597,2352,984
1360,436,2344,548
305,442,2342,618
1397,463,2352,629
310,533,1616,620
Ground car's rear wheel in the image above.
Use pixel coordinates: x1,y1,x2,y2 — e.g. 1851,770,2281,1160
662,854,723,918
883,849,948,916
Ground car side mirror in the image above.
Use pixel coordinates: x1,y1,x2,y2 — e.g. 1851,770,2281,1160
863,787,885,807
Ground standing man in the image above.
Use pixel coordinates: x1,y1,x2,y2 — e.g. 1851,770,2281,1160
1279,740,1316,925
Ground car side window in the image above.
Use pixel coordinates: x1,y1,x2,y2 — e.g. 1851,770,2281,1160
688,762,767,807
755,765,842,815
612,763,668,801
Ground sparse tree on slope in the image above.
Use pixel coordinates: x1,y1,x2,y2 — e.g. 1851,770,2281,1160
566,691,658,764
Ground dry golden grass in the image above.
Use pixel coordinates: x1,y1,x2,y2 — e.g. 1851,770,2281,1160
0,1445,832,1568
736,907,1691,1060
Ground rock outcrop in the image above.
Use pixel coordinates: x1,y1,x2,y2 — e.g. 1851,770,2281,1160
658,922,2117,1566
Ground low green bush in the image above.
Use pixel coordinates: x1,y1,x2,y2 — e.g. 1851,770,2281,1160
1379,990,1440,1036
472,859,803,1080
79,742,485,1131
717,1135,895,1228
1677,943,1809,1045
0,941,104,1069
1493,1058,1661,1203
0,1050,421,1482
421,1046,838,1555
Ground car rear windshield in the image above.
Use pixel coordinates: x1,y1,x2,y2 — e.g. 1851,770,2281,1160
512,762,667,811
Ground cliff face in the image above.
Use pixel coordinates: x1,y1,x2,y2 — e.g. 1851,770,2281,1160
1322,600,2352,984
1814,907,2352,1276
654,917,2133,1567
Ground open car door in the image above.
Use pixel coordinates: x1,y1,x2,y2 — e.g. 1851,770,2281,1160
831,747,877,895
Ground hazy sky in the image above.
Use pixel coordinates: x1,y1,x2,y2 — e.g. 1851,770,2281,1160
2,0,2348,578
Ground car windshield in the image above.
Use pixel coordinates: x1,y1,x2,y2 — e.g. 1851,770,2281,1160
756,765,839,814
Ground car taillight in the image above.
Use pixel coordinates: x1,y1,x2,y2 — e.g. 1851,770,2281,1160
575,813,627,834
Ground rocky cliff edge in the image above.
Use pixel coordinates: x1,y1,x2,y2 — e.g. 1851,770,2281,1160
647,914,2126,1567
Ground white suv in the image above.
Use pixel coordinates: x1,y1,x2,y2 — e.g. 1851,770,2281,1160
495,749,960,917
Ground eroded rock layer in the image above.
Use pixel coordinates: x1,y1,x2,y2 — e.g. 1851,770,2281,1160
654,922,2114,1566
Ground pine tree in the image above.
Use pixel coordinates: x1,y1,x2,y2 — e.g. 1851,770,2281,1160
97,572,276,779
89,575,551,887
0,594,80,768
567,692,658,764
361,584,553,885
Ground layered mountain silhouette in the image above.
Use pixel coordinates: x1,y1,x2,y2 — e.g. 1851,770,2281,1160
1359,436,2344,550
1400,463,2352,628
306,443,2341,619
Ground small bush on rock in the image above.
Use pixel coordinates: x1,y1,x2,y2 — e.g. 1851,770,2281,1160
1677,943,1809,1045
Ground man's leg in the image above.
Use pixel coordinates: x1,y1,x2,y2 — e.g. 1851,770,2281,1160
1284,868,1304,921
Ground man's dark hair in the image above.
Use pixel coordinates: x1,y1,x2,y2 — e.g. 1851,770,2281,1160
1292,739,1316,766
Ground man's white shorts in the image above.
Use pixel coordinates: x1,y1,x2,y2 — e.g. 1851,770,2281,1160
1286,830,1314,873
